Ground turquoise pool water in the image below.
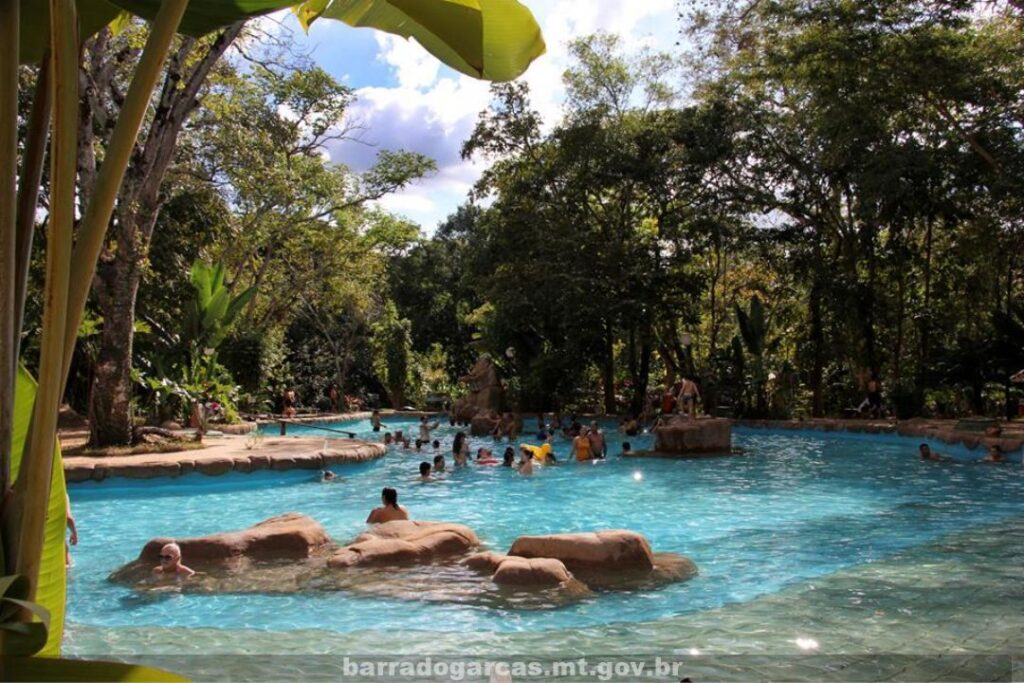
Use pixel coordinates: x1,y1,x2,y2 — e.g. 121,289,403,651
66,418,1024,639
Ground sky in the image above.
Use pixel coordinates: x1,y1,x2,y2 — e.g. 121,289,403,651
269,1,681,233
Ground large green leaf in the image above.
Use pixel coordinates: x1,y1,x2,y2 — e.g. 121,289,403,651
0,575,51,656
10,367,68,657
318,0,545,81
109,0,543,81
19,0,122,64
5,656,187,682
108,0,297,37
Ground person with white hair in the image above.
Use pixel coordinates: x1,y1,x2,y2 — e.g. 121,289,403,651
152,542,195,578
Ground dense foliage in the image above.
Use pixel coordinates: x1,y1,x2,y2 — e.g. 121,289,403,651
23,0,1024,426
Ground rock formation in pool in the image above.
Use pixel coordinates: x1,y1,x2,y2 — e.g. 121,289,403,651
499,530,698,590
110,517,695,608
327,520,480,567
450,353,504,428
641,415,732,456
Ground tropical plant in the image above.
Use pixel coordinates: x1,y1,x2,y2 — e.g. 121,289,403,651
184,261,255,355
0,0,544,673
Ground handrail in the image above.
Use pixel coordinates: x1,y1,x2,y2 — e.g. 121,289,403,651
276,419,357,439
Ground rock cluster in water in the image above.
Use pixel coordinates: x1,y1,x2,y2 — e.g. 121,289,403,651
109,515,697,609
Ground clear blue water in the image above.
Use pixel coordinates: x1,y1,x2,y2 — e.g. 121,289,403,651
66,417,1024,636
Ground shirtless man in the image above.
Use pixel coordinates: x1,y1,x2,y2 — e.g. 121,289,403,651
367,488,410,523
418,415,440,442
588,422,607,459
494,413,518,441
918,444,946,461
516,447,534,475
153,542,195,578
676,377,701,420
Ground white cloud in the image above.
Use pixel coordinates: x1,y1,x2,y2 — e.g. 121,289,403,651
374,33,441,89
324,0,680,231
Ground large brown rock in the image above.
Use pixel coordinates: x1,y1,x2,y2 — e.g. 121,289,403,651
137,513,331,566
328,521,479,568
652,416,731,455
509,530,655,571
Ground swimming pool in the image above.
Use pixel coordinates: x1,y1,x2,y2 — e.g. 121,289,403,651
64,417,1024,671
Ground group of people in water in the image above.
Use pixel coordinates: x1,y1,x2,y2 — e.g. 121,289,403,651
919,442,1008,463
387,413,638,481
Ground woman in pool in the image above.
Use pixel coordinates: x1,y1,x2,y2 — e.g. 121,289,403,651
452,431,470,466
502,447,516,467
367,487,409,523
573,427,594,461
476,447,499,464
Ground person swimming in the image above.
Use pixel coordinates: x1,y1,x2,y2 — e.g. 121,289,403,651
433,454,446,472
383,431,393,446
418,461,432,480
984,445,1005,463
320,470,336,481
419,415,440,442
621,441,632,457
588,422,607,459
573,427,594,462
516,447,534,476
371,410,382,432
502,447,516,467
918,444,946,461
153,542,195,578
432,439,441,452
453,431,470,466
367,487,409,523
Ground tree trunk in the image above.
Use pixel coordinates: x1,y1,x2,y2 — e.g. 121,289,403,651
602,319,615,414
809,273,825,417
84,24,243,447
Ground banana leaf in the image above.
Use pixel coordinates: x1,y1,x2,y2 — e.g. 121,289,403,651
4,656,187,681
9,367,67,657
19,0,122,64
110,0,544,81
318,0,545,81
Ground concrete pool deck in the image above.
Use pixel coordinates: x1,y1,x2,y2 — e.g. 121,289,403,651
62,434,386,483
736,417,1024,454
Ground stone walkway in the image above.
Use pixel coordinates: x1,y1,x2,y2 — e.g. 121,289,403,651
62,435,385,483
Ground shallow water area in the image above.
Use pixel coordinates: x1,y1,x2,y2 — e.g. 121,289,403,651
65,417,1024,677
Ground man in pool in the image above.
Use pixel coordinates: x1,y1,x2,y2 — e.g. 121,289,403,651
984,445,1005,463
367,487,410,523
418,461,432,480
418,415,440,442
383,432,393,446
588,422,607,459
621,441,632,457
918,444,946,461
371,410,382,432
433,454,446,472
153,542,195,578
516,447,534,475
